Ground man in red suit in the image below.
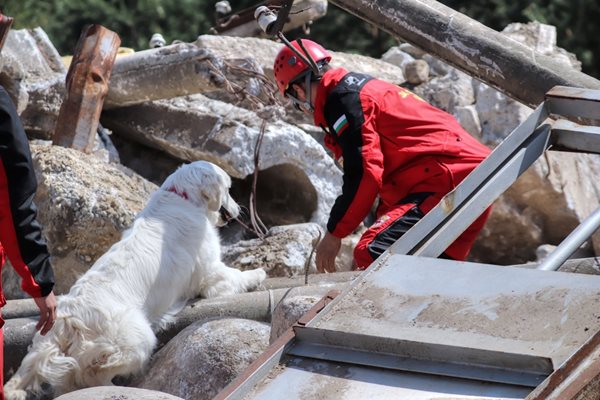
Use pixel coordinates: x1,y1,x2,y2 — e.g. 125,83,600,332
273,39,492,272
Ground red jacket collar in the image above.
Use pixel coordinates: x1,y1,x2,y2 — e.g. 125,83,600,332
313,67,349,127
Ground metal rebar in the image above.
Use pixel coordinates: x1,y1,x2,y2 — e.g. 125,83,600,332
537,206,600,271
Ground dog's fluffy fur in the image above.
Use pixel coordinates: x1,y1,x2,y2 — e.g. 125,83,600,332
5,160,266,399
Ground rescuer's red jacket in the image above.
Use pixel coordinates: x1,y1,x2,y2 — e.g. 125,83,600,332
313,68,491,238
0,86,54,324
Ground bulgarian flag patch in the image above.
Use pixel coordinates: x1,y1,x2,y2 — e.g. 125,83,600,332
333,114,349,136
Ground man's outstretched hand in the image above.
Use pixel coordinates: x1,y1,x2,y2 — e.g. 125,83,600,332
315,231,341,273
33,291,57,336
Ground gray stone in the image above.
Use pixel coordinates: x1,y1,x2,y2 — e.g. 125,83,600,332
421,69,474,114
0,28,66,139
474,80,533,145
454,105,482,139
54,386,184,400
270,295,320,343
222,223,359,277
404,59,429,85
422,54,452,77
1,144,156,298
398,42,426,59
381,46,416,70
136,318,270,400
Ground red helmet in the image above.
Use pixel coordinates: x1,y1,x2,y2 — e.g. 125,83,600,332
273,39,332,96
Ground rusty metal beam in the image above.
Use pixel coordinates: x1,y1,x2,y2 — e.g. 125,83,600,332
526,328,600,400
213,290,341,400
0,13,14,53
328,0,600,108
52,25,120,152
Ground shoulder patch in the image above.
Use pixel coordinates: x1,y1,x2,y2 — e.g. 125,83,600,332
333,114,349,136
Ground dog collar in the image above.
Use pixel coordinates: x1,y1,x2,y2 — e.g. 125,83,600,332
166,187,188,200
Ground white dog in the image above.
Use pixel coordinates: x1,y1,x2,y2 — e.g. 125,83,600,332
5,160,267,399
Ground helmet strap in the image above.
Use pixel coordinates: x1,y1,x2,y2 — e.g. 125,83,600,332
287,71,315,113
302,72,314,113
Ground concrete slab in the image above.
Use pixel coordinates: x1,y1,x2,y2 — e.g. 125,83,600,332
304,255,600,373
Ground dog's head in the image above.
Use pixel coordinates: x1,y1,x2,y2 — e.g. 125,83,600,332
161,160,240,226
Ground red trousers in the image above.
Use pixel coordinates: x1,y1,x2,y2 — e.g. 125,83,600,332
354,193,491,269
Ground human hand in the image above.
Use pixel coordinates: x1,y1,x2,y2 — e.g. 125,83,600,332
33,291,57,336
315,232,341,273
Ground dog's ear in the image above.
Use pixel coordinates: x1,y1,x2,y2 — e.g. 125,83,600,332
201,182,223,212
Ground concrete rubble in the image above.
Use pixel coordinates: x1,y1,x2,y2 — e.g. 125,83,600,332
0,28,66,139
2,7,600,399
135,318,270,400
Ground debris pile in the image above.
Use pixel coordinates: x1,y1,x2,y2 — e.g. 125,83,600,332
2,16,600,399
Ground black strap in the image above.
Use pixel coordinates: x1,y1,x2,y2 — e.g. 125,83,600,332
397,192,433,206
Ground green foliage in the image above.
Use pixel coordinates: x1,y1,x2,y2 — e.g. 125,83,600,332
2,0,598,77
287,3,398,58
4,0,216,53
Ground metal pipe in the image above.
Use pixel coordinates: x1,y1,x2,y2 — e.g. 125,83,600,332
3,282,352,377
1,272,360,320
537,206,600,271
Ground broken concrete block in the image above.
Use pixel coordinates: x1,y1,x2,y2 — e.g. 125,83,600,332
381,46,415,70
106,39,269,109
194,34,406,86
0,28,66,139
471,151,600,264
102,94,342,227
1,143,156,299
474,80,533,145
222,223,323,277
420,69,474,114
222,223,359,277
136,318,270,400
502,21,580,69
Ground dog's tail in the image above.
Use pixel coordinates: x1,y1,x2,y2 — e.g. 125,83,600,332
4,316,86,399
4,336,79,399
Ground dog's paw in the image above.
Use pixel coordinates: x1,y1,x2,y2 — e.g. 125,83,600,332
4,388,28,400
249,268,267,290
256,267,267,281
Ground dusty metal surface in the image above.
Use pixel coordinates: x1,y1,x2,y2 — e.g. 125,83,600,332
216,291,341,400
242,356,531,399
546,86,600,121
307,255,600,372
215,256,600,399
